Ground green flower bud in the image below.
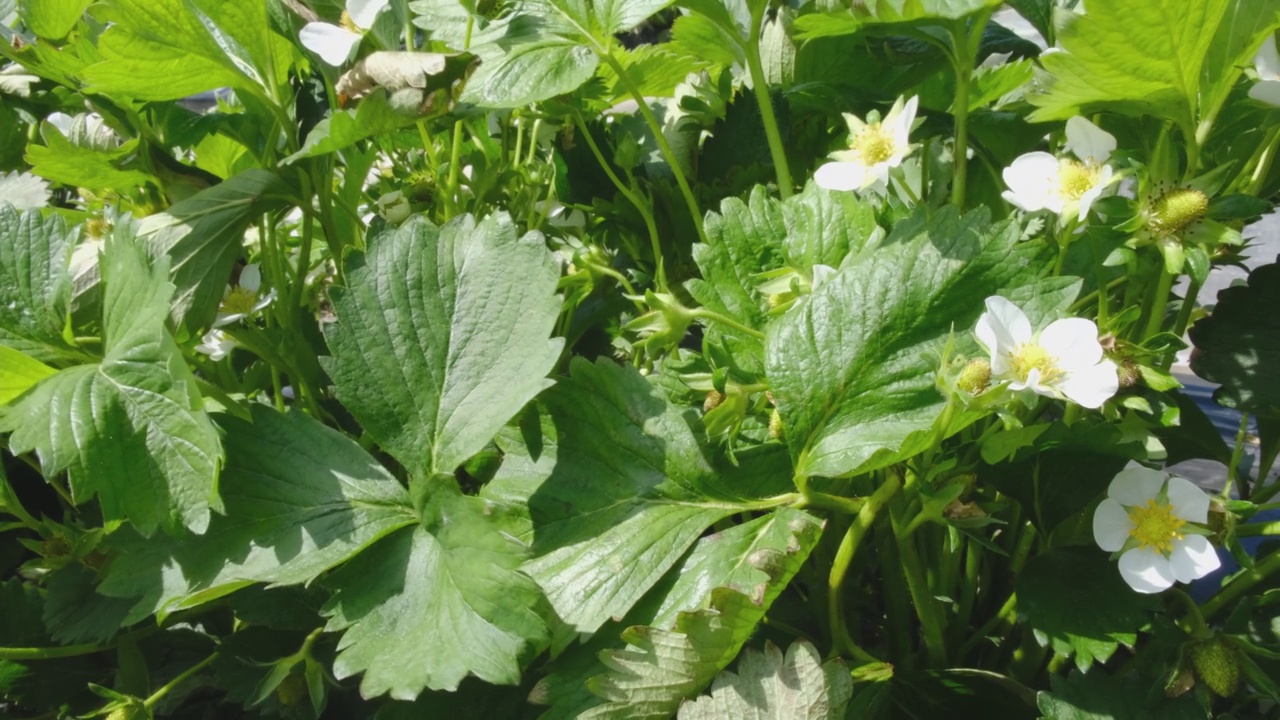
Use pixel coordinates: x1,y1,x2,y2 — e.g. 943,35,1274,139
276,672,308,707
768,409,784,440
956,358,991,394
623,291,695,355
1189,637,1239,697
1149,188,1209,237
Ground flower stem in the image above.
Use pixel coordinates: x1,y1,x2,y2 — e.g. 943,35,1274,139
797,489,866,515
1087,231,1110,326
691,308,766,340
958,592,1017,661
1167,588,1211,638
1141,266,1174,344
1236,521,1280,537
1201,548,1280,620
745,3,793,199
144,652,217,710
827,473,900,664
947,12,988,209
1224,412,1252,500
891,476,949,666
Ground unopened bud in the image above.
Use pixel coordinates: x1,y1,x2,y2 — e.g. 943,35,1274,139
1150,188,1209,237
376,190,411,224
957,359,991,394
1189,637,1239,697
703,390,724,413
768,409,783,440
276,673,308,706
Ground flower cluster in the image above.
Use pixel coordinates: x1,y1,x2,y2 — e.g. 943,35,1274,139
1002,117,1116,222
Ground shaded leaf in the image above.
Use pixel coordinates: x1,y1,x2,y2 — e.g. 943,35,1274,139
677,640,851,720
1189,260,1280,417
1037,670,1203,720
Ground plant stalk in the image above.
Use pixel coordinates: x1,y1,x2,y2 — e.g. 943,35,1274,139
745,4,793,199
827,473,900,664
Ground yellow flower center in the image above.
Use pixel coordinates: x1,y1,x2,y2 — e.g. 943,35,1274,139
339,10,360,32
1127,498,1186,554
1008,343,1062,384
851,125,896,166
1057,159,1102,200
220,286,258,316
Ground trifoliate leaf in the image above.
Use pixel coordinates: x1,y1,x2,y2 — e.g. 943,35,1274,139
1189,261,1280,417
0,171,50,211
322,476,549,699
1016,549,1158,672
780,181,880,270
767,206,1053,479
1,234,223,535
484,359,795,641
323,213,563,477
25,128,157,195
1027,0,1230,130
579,588,779,720
0,206,76,362
677,640,852,720
138,169,290,331
99,406,416,620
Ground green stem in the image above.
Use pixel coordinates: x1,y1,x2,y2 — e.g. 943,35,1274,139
1171,277,1202,340
827,474,900,664
959,592,1017,661
947,13,987,208
691,308,766,340
444,122,466,219
891,481,949,667
1167,588,1211,639
1009,521,1036,576
0,627,159,661
599,51,707,245
1236,521,1280,537
1142,267,1174,343
797,489,866,515
1224,412,1252,500
744,4,793,199
1201,549,1280,620
144,652,216,710
1087,231,1110,327
1243,126,1280,196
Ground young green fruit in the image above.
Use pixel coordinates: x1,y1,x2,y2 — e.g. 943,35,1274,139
1189,637,1239,697
1149,188,1209,237
956,358,991,394
768,409,784,440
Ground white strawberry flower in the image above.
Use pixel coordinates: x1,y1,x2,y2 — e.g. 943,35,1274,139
376,190,411,224
1249,34,1280,106
299,0,390,66
974,296,1119,409
1092,466,1221,594
213,264,274,327
1002,116,1116,222
195,329,236,361
814,96,918,193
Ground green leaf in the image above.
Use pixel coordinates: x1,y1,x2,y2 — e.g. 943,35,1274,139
99,405,415,619
767,206,1053,479
1037,670,1203,720
855,0,1002,23
671,13,744,67
322,212,562,476
460,38,599,108
780,181,880,270
1016,549,1158,671
81,0,292,103
17,0,90,39
677,640,852,720
687,186,785,328
322,476,548,699
286,90,421,162
138,169,291,330
1189,261,1280,416
1028,0,1231,129
1002,0,1054,46
599,45,715,101
41,564,135,645
0,346,56,405
1,235,223,535
25,128,157,195
1199,0,1280,124
484,359,795,640
0,206,76,362
579,588,777,719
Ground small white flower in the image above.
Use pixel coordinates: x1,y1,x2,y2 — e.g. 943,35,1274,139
1249,34,1280,106
213,264,273,327
1002,116,1116,222
974,296,1119,409
1092,466,1221,594
534,200,586,229
814,96,918,193
298,0,389,66
195,330,236,361
376,190,411,224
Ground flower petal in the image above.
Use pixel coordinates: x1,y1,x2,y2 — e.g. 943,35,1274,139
1256,34,1280,81
1038,317,1103,370
239,263,261,293
1165,476,1210,523
1093,498,1132,552
348,0,390,30
1056,360,1119,409
1168,535,1221,584
1249,80,1280,107
1118,547,1175,594
1108,466,1168,506
1002,152,1060,212
975,296,1032,356
300,22,362,66
814,161,868,192
890,96,918,143
1064,116,1116,164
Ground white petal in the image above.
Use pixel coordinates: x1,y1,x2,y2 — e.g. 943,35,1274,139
239,263,261,293
1165,476,1210,523
1057,361,1119,409
1118,547,1176,593
1002,153,1060,212
1168,535,1221,584
891,96,918,143
1093,498,1132,552
46,112,75,137
1249,80,1280,107
1064,116,1116,164
1038,317,1103,370
299,22,361,66
347,0,390,30
1107,466,1167,506
814,161,868,192
975,296,1032,355
1256,34,1280,81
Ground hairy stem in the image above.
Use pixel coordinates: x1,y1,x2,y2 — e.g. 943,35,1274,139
828,473,900,663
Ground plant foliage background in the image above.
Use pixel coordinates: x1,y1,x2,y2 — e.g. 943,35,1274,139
0,0,1279,718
